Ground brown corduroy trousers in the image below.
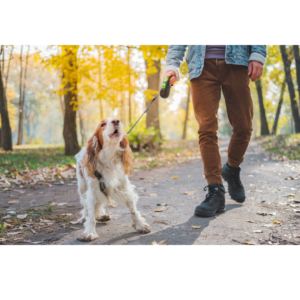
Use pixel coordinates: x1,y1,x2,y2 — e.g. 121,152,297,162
191,59,253,185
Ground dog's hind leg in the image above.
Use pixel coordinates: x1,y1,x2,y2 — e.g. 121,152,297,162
96,205,111,222
96,198,111,222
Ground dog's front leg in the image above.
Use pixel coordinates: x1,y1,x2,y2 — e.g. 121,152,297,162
77,190,99,242
125,194,151,234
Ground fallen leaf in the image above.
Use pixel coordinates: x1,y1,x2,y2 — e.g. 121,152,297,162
191,226,201,229
253,230,263,233
153,220,169,225
288,194,296,197
17,214,27,219
172,176,178,179
31,229,36,234
56,203,67,206
263,224,273,227
157,203,168,206
148,194,157,197
257,212,268,216
241,241,256,245
154,207,169,212
256,190,263,193
182,192,193,195
152,238,169,245
70,220,82,224
71,227,80,230
109,202,118,208
143,180,152,183
273,220,281,224
8,200,19,204
3,222,14,229
50,202,57,206
246,220,256,223
0,238,7,243
6,232,22,235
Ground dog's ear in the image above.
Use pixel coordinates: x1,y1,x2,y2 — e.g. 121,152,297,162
120,134,134,175
82,129,103,177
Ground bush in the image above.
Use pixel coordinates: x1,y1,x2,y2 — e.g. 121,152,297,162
127,126,163,153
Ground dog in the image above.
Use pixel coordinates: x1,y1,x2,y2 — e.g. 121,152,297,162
75,118,151,242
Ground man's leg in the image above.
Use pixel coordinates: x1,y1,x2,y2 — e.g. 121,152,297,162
191,59,223,185
191,59,225,217
220,61,253,202
221,63,253,167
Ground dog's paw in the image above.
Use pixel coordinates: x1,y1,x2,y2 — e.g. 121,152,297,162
133,222,151,234
77,232,99,242
96,214,111,222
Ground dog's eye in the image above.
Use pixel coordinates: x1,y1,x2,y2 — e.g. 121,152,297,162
101,123,106,127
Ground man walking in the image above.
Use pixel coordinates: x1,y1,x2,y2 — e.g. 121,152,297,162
164,45,267,217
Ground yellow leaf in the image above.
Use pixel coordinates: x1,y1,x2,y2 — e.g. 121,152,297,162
8,200,19,204
172,176,178,179
191,226,201,229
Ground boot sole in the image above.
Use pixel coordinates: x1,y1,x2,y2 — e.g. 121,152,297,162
195,207,226,217
221,173,246,203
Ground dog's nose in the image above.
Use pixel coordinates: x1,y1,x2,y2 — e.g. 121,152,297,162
112,119,120,125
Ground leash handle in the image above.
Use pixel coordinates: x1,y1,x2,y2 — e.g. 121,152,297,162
127,94,158,135
159,76,173,99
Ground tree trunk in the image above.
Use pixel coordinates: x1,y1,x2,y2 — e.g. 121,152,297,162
78,108,85,146
255,78,270,135
0,68,13,150
62,48,80,155
182,85,191,140
280,45,300,133
17,46,23,145
272,81,286,135
5,46,14,91
293,45,300,111
145,59,161,134
20,46,29,143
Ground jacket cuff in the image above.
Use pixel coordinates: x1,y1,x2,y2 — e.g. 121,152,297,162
164,65,180,81
249,52,266,65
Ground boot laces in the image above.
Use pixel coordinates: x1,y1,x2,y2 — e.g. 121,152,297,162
230,169,243,189
203,185,219,203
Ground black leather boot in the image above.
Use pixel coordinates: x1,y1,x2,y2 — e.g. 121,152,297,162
194,183,226,217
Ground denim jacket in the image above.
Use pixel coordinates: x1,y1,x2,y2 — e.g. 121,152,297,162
165,45,267,81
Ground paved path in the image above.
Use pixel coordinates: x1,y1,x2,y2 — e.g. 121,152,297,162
1,139,300,245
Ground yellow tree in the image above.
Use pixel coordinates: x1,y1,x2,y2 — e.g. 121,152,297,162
140,45,168,136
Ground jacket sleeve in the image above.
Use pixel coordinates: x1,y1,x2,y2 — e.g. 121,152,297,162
249,45,267,65
165,45,187,81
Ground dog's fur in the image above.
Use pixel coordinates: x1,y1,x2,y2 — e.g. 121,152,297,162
75,118,151,242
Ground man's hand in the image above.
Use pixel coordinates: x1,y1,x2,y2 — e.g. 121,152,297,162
248,61,263,82
163,70,176,85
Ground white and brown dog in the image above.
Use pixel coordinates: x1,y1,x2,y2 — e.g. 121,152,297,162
75,118,151,242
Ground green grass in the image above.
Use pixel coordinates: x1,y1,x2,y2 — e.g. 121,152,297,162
0,140,200,174
258,133,300,161
0,146,76,173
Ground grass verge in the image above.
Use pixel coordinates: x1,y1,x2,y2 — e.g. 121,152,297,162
257,134,300,161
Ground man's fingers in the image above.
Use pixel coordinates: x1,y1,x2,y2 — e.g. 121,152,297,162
251,65,258,81
170,76,176,85
248,63,253,76
163,71,176,85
